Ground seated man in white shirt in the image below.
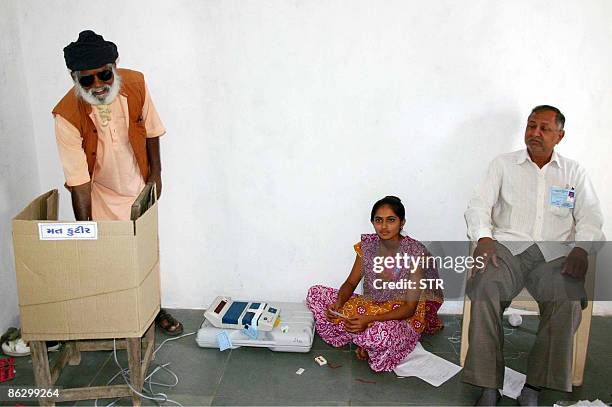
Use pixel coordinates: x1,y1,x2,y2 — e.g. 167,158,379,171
463,105,604,406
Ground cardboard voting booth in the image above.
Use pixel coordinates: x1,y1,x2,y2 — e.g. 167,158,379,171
12,189,160,341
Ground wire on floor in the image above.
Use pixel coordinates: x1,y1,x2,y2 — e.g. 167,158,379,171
94,331,197,407
447,324,515,345
447,330,462,344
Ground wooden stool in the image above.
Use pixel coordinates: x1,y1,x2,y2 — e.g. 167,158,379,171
30,322,155,406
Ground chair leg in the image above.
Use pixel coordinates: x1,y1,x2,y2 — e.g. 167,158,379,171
572,301,593,386
460,298,471,366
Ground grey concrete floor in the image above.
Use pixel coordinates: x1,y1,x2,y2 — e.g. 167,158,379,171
2,310,611,406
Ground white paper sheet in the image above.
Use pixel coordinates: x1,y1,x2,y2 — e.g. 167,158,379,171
553,400,608,407
393,342,462,387
500,366,526,399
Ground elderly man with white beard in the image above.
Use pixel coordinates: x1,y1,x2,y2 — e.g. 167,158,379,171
52,30,183,336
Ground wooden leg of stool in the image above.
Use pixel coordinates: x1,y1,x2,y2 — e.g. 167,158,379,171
141,324,155,376
127,337,143,407
30,341,55,406
67,341,81,366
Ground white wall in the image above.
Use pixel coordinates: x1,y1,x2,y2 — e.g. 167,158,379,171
4,1,611,314
0,1,41,330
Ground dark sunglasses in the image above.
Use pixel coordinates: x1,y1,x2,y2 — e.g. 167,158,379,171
77,69,113,87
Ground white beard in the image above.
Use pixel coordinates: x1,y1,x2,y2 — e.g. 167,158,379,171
74,67,122,105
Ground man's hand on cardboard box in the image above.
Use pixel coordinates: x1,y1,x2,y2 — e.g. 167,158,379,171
147,171,162,200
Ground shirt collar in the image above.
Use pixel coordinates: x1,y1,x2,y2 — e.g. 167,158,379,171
516,149,562,168
549,150,562,168
515,149,530,165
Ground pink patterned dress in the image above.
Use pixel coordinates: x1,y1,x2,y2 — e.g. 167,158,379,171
306,234,443,371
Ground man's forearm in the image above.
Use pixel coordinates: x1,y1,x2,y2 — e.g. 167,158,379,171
70,182,92,221
146,137,161,174
146,137,162,198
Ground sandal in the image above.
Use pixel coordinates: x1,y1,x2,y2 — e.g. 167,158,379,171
155,309,184,336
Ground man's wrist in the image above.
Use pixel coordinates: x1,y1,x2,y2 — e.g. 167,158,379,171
574,242,592,255
473,228,493,242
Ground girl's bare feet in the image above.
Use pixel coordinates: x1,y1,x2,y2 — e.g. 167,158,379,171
355,346,368,360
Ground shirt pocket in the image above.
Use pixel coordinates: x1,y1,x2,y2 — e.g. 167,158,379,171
548,205,572,218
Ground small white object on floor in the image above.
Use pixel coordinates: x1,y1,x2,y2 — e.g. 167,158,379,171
499,366,526,399
393,342,462,387
508,314,523,327
504,306,538,316
314,356,327,366
281,325,289,333
553,400,608,407
295,368,305,375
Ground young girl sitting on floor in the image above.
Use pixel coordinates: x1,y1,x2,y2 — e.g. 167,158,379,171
307,196,443,371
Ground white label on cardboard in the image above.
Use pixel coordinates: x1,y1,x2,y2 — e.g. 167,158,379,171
38,222,98,240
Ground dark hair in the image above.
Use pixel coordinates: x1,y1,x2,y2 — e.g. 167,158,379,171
370,196,405,222
531,105,565,130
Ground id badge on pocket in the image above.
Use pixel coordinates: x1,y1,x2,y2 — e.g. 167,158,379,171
550,186,575,209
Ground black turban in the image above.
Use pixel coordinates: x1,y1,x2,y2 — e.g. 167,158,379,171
63,30,118,71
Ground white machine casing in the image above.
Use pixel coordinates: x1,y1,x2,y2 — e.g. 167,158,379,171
197,300,314,352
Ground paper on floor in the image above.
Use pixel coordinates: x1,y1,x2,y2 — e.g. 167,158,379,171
500,366,526,399
393,342,462,387
553,400,607,407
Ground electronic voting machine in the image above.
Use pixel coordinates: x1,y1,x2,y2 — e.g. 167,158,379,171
197,296,315,352
203,296,280,331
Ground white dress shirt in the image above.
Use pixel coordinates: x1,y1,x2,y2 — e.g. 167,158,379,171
465,149,604,261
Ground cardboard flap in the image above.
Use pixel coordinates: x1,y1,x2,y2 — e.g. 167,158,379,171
135,201,159,281
46,191,59,220
131,182,156,221
13,190,58,221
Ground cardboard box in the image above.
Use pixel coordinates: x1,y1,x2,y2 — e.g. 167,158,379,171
12,190,160,341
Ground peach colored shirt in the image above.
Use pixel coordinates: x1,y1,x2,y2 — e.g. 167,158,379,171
54,85,165,220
